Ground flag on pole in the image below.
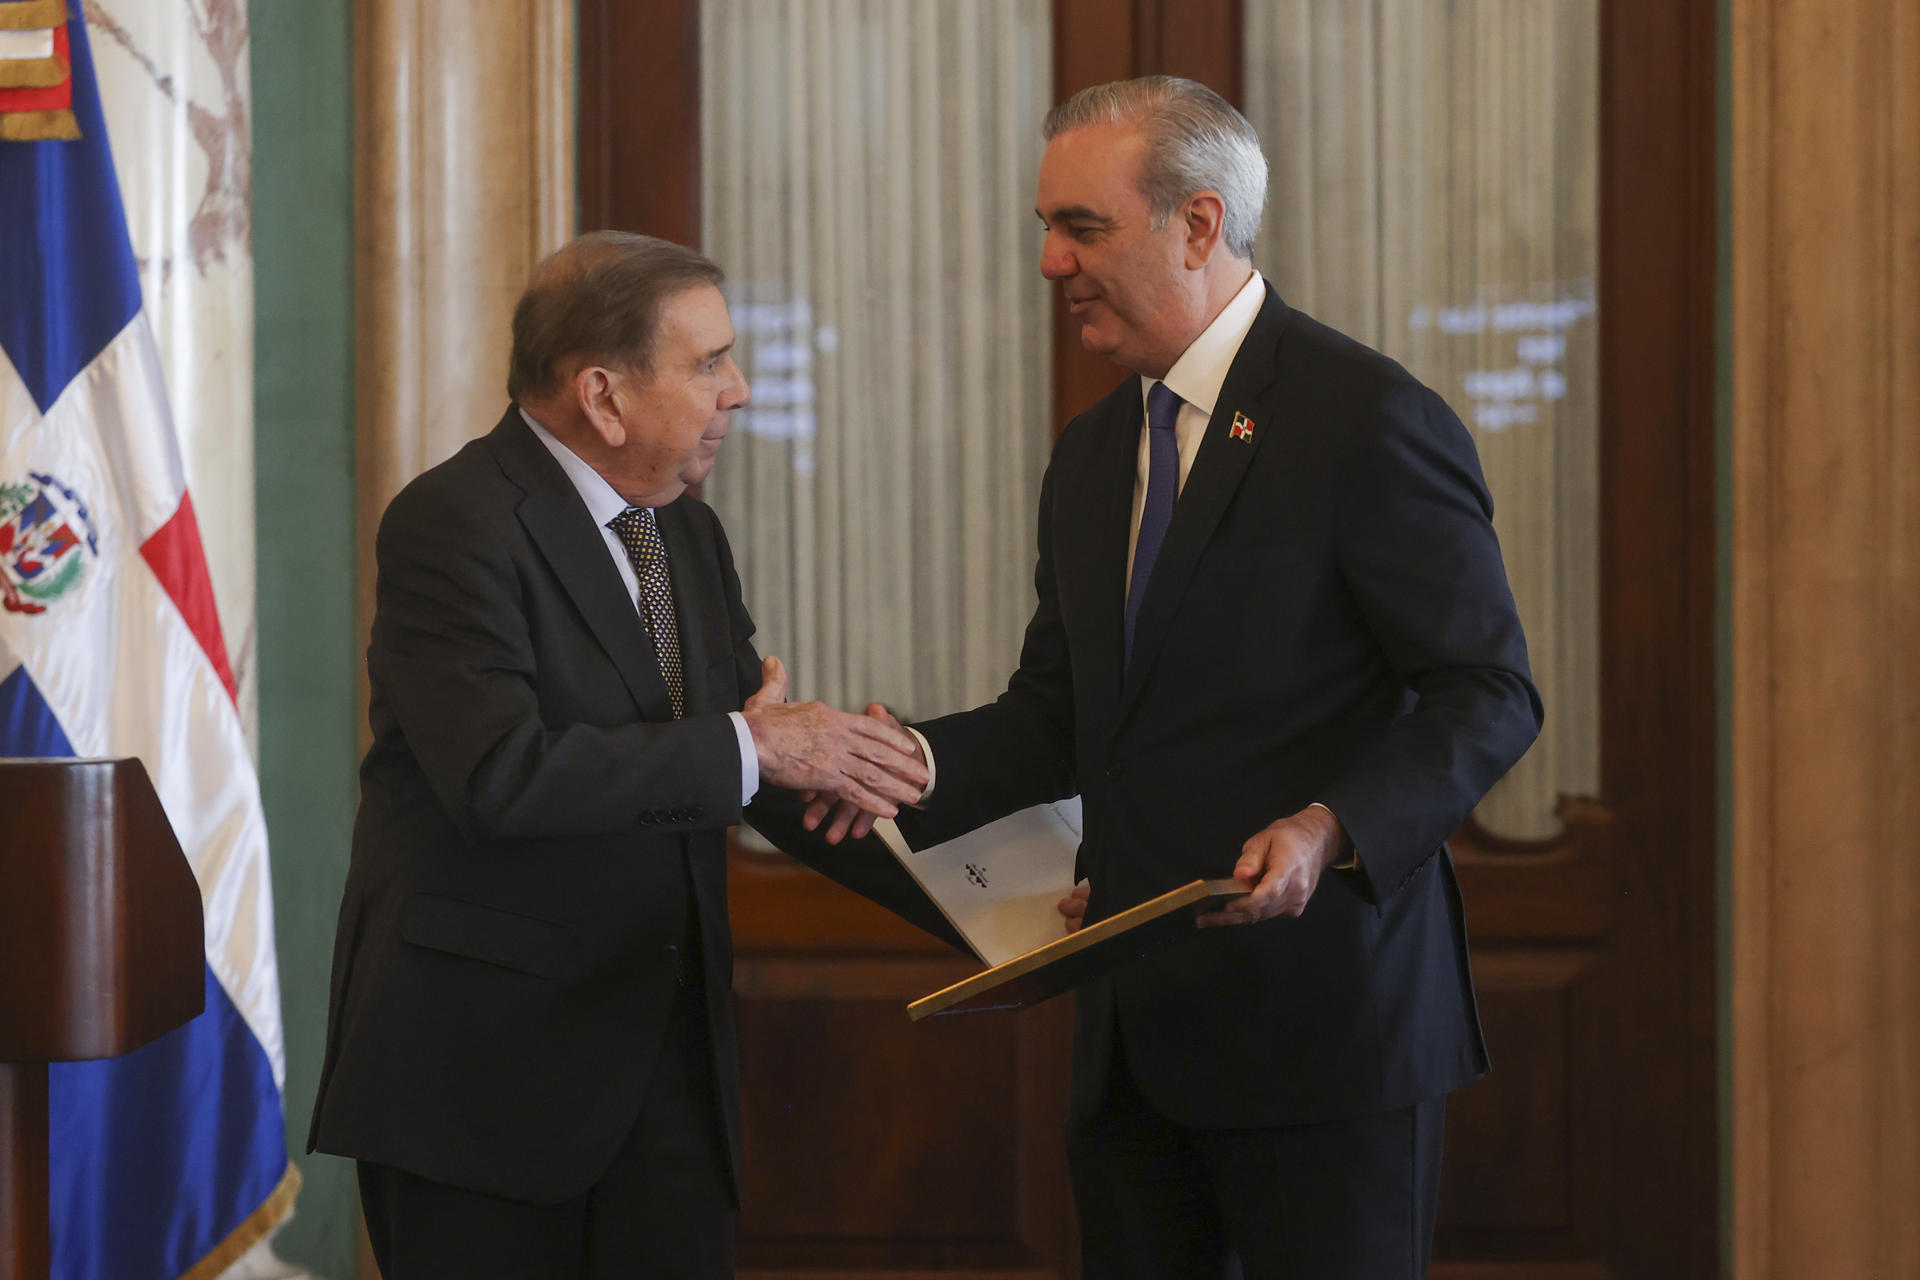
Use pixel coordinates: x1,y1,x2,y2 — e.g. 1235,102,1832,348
0,9,298,1279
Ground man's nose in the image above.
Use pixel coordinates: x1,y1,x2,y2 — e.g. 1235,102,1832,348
1039,232,1074,280
724,362,750,410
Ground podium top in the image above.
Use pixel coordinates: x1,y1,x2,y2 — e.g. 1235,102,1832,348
0,758,204,1063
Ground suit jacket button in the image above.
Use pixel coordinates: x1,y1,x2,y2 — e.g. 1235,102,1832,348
690,806,704,821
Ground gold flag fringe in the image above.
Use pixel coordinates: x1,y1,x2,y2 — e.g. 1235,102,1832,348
0,51,66,88
0,0,67,32
0,107,78,140
178,1162,304,1280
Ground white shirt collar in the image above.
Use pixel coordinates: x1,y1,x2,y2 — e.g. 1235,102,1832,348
519,406,635,526
1149,269,1267,417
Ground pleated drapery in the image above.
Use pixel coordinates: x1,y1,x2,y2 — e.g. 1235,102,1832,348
701,0,1053,722
1246,0,1602,841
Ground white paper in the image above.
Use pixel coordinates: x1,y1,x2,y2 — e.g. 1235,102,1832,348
875,798,1083,967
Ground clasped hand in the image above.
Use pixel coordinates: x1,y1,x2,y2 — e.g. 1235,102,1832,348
742,657,928,819
792,701,922,844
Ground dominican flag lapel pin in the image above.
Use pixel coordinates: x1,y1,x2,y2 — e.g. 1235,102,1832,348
1229,411,1255,443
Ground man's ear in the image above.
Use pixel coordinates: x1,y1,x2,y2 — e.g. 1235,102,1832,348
574,365,628,448
1182,190,1228,269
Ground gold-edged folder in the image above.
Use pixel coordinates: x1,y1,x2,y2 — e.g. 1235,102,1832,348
907,878,1249,1020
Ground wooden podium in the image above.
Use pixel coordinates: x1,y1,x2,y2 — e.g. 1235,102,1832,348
0,759,204,1279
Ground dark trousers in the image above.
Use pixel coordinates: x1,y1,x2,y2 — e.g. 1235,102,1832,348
1067,1038,1445,1280
357,982,734,1280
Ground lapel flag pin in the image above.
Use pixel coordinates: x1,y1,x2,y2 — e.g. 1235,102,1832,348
1229,411,1255,443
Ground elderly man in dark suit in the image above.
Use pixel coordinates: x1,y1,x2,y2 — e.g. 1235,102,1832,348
815,77,1543,1277
308,232,939,1279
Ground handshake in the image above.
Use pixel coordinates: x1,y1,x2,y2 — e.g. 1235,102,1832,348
739,655,925,844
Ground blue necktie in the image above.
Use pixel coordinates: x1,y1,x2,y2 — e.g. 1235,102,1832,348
1124,381,1183,661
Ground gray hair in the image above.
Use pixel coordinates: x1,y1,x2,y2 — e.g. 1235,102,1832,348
1043,76,1268,259
507,231,725,402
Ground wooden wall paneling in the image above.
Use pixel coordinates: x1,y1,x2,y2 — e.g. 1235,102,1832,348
1436,949,1594,1235
1152,0,1242,106
726,842,1080,1277
1729,0,1920,1275
1586,0,1721,1273
579,0,700,243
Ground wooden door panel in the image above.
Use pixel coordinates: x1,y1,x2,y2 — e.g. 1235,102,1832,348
729,850,1079,1278
1439,950,1590,1235
738,988,1018,1248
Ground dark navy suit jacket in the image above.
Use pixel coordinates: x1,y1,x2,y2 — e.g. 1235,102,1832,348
903,286,1543,1128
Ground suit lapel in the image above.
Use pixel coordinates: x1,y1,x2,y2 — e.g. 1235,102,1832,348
490,413,676,721
1066,389,1145,718
1118,290,1293,717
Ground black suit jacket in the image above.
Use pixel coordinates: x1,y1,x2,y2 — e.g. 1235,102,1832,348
308,409,959,1203
903,287,1543,1129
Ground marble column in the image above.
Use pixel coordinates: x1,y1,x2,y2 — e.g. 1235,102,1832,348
353,0,574,707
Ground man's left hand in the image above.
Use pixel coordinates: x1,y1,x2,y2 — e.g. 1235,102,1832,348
1196,805,1349,927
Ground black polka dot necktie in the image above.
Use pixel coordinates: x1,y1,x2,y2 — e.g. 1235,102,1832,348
608,506,685,718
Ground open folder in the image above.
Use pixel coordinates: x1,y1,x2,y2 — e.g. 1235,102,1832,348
872,800,1248,1020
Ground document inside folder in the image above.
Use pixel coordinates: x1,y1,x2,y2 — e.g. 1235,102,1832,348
872,798,1082,967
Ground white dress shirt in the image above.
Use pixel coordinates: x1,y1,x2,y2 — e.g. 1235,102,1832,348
1125,269,1267,583
521,408,760,803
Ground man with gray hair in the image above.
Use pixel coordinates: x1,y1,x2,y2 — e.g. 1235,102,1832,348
819,76,1542,1275
310,231,949,1277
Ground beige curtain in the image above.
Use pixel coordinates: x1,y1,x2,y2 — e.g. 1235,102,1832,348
1245,0,1601,841
701,0,1053,721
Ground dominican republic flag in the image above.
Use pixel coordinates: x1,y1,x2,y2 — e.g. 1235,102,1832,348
0,10,298,1279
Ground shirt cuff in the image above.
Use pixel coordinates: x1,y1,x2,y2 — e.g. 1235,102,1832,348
728,711,760,804
906,725,936,804
1308,801,1360,871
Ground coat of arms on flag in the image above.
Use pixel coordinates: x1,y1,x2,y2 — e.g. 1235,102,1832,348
1229,411,1255,442
0,471,98,614
0,0,79,141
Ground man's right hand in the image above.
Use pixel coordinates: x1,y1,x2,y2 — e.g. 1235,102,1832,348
800,702,923,844
743,657,929,819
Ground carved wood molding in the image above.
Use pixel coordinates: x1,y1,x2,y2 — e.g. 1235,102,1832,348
352,0,575,719
1729,1,1920,1276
